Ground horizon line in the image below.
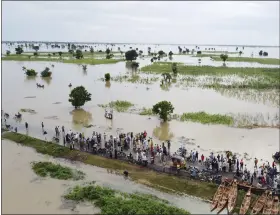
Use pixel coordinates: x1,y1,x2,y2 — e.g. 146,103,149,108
2,40,279,48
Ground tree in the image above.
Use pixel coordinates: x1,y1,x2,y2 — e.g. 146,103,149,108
15,46,23,55
69,86,91,108
220,54,228,63
105,73,111,81
58,52,62,57
75,50,83,59
178,46,182,54
162,73,172,82
125,50,138,61
68,50,74,54
82,65,87,70
172,63,178,76
168,51,173,57
158,50,165,56
197,51,202,54
90,47,94,54
33,52,38,56
33,45,39,52
152,101,174,122
6,50,11,56
259,50,263,56
263,52,268,56
106,48,111,55
41,67,52,77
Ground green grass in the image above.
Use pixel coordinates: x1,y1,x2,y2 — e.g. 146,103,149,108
99,100,134,112
203,51,239,54
180,111,234,125
139,108,154,116
211,56,280,65
31,161,85,180
65,184,190,215
2,132,218,201
10,51,121,57
2,56,124,65
20,108,36,114
141,62,280,89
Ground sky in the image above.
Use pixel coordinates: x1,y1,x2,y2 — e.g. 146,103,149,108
2,1,279,46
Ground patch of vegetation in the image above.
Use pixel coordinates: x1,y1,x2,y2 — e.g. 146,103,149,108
31,161,85,180
105,73,111,81
69,86,92,108
20,108,36,114
141,63,280,89
211,56,280,65
99,100,134,112
65,184,190,215
180,111,234,125
41,67,52,77
139,108,154,116
2,56,124,65
25,69,38,76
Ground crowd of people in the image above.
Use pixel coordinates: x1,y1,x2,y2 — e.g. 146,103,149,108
2,110,280,191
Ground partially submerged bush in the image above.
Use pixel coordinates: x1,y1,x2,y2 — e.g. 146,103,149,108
6,50,11,56
41,67,52,77
25,69,37,76
197,51,202,54
105,73,111,81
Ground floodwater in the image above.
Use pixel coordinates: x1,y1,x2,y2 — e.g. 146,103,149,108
2,139,216,214
2,60,280,171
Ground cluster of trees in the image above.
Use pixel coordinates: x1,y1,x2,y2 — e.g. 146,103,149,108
259,50,268,56
15,46,23,55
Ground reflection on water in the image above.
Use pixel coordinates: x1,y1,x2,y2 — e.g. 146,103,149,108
41,77,52,85
71,109,93,127
25,76,37,82
105,81,111,88
153,122,174,141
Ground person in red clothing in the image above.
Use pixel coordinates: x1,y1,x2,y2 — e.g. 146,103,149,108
143,130,147,138
272,161,276,168
201,154,205,165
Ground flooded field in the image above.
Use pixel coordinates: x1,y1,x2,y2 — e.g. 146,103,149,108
2,52,280,171
2,139,215,214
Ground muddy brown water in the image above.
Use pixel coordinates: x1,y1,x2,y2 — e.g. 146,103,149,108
2,60,279,171
2,139,218,214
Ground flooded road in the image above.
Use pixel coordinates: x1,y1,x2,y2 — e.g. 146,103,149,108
2,139,215,214
2,60,279,172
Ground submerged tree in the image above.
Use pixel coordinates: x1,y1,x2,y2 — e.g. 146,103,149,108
41,67,52,77
106,48,111,55
178,46,182,54
6,50,11,56
152,101,174,122
125,50,138,61
259,50,263,56
58,52,63,57
168,51,173,57
90,47,94,54
104,73,111,81
69,86,91,109
25,69,37,76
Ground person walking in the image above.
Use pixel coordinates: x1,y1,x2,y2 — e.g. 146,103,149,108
254,158,258,168
240,159,244,171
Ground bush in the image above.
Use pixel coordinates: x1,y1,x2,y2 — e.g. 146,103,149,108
6,50,11,56
125,50,138,61
197,51,202,54
41,67,52,77
33,52,38,56
25,69,37,76
105,73,111,81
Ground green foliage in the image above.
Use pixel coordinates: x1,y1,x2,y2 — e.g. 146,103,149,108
41,67,52,77
90,47,94,54
75,50,83,59
31,161,85,180
58,51,62,57
69,86,92,108
6,50,11,56
106,53,114,59
105,73,111,81
15,46,23,55
48,53,51,57
152,101,174,121
125,50,138,61
100,100,134,112
139,108,154,116
106,48,111,55
168,51,173,56
25,69,37,76
65,184,190,215
158,50,165,56
162,73,172,82
180,111,234,125
33,45,39,52
68,50,74,54
33,52,38,56
220,54,228,62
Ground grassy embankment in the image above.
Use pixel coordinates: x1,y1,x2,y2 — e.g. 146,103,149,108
2,132,261,213
31,161,85,180
9,51,121,57
65,183,190,214
2,55,124,65
195,54,280,65
98,100,134,112
2,132,217,200
141,62,280,90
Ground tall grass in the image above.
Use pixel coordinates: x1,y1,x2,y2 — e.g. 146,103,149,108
31,161,85,180
98,100,134,112
65,184,190,214
180,112,234,125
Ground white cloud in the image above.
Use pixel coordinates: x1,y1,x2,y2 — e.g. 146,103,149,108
2,1,279,45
